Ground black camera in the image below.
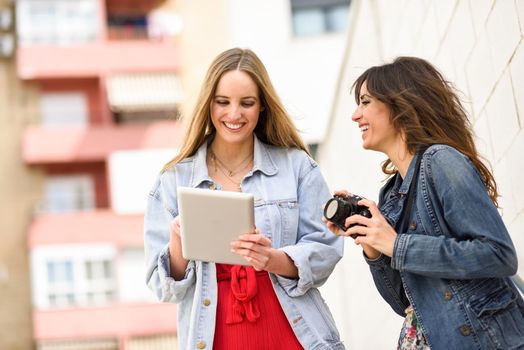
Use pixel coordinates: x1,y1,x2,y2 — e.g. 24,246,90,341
324,194,371,238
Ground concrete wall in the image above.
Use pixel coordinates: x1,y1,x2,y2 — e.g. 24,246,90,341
318,0,524,348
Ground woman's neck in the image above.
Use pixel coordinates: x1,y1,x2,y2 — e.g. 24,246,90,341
387,140,414,179
209,139,254,167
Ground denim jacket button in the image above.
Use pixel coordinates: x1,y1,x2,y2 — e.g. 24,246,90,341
443,291,453,300
459,325,471,336
203,298,211,306
196,340,206,349
409,221,417,230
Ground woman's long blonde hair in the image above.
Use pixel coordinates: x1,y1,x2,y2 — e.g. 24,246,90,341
163,48,308,171
352,56,499,206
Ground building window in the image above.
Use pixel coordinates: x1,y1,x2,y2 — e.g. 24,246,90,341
40,92,89,128
290,0,351,37
32,246,117,309
84,259,115,305
46,260,75,307
41,175,95,213
16,0,98,46
107,14,148,40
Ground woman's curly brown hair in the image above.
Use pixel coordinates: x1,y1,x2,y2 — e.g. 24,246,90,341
352,56,499,206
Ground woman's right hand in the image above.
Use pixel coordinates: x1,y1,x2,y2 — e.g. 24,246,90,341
170,216,182,239
323,190,382,260
323,189,350,236
168,216,189,280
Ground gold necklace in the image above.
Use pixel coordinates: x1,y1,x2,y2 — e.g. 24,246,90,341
208,149,253,191
217,166,242,189
209,149,253,177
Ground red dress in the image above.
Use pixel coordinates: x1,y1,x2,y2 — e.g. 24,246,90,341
213,263,304,350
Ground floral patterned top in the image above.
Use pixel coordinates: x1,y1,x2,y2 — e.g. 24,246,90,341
397,306,430,350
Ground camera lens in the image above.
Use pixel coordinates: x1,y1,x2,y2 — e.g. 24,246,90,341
324,198,339,220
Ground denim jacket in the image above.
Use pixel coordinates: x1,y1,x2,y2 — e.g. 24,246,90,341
367,144,524,349
144,136,345,350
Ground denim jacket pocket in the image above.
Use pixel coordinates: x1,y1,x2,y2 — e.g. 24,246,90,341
254,199,298,247
277,200,299,245
469,285,524,349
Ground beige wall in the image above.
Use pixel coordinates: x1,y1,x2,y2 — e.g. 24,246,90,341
318,0,524,348
0,63,42,349
174,0,230,121
0,1,42,347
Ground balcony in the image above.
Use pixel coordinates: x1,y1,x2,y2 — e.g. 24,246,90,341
33,302,177,341
22,120,183,165
16,40,180,80
28,210,144,247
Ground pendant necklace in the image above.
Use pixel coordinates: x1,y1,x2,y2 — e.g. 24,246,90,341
209,149,253,177
209,149,253,190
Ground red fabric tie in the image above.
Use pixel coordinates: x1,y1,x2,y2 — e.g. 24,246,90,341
217,265,262,324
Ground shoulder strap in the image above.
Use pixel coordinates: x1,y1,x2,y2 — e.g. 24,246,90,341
400,148,426,233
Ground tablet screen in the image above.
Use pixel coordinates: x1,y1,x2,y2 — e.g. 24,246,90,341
177,187,254,265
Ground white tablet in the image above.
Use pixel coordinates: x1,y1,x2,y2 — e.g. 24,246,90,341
177,187,255,266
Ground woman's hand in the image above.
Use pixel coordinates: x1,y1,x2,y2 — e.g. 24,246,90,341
168,216,189,280
323,189,351,236
323,190,382,259
170,216,182,238
231,229,298,278
343,198,397,257
231,229,273,271
323,215,382,259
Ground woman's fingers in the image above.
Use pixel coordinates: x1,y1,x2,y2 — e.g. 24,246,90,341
170,216,181,237
333,189,351,197
230,231,275,269
357,198,381,217
237,232,271,246
323,217,345,236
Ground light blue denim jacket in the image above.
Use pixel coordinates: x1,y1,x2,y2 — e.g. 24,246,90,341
144,136,345,350
367,144,524,349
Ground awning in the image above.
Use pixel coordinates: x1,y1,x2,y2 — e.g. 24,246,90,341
106,73,182,112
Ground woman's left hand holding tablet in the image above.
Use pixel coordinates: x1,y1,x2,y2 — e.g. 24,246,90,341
231,229,273,271
231,229,299,278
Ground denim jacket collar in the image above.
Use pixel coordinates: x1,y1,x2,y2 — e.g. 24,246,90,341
379,152,423,229
189,135,278,188
252,135,278,177
189,141,212,188
397,152,422,195
380,151,422,203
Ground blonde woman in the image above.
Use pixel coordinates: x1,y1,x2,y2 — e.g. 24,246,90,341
144,48,345,350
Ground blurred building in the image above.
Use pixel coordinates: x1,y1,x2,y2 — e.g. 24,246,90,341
318,0,524,349
15,0,183,349
4,0,354,349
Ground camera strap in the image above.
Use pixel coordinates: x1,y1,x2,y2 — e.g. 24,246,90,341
400,148,426,233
